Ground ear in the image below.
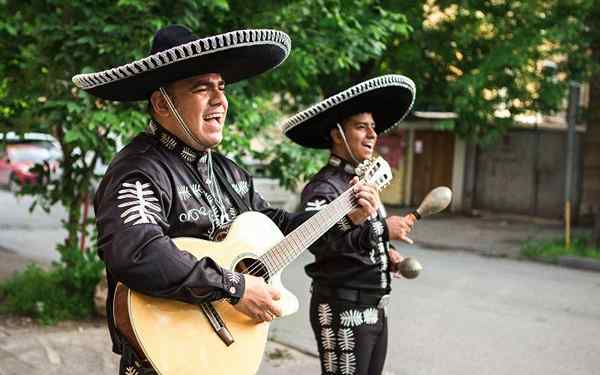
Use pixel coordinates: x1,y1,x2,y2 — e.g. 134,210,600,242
150,91,169,116
330,127,343,145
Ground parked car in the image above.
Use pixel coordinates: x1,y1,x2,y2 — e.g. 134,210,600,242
0,132,62,160
0,144,59,191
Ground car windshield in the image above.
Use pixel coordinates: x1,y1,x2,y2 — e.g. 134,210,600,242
8,147,51,163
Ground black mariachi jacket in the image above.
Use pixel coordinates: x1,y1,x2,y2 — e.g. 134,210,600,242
94,122,317,353
301,155,392,293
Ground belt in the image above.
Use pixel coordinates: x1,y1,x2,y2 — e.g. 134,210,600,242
312,284,387,306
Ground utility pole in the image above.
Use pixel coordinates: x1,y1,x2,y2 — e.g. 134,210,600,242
565,82,580,249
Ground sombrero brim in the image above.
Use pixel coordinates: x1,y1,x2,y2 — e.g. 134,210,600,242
72,29,290,102
282,75,416,149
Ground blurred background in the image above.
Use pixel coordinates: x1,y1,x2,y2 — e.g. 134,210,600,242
0,1,599,374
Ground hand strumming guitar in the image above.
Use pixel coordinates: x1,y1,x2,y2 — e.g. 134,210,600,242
233,274,282,323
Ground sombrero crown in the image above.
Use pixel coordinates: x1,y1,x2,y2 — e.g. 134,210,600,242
282,74,416,149
72,25,291,101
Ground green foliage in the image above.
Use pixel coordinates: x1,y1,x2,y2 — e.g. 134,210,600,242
380,0,598,144
521,235,600,264
0,247,104,325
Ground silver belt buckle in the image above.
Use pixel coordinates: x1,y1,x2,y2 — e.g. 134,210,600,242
377,294,390,316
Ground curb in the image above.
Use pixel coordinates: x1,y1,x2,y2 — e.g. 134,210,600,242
268,337,319,359
558,256,600,273
415,241,600,273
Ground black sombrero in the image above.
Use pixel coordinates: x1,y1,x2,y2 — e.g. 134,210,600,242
282,75,416,149
72,25,291,102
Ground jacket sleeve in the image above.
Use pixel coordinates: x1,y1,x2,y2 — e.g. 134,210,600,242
300,179,389,257
95,158,244,305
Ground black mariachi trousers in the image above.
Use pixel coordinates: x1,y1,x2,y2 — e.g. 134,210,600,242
118,339,157,375
309,293,388,375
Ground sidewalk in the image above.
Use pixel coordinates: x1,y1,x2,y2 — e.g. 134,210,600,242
390,208,597,270
0,315,320,375
0,210,596,374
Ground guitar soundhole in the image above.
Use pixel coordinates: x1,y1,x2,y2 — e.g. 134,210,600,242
234,258,270,283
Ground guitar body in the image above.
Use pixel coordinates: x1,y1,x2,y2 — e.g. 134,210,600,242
116,211,299,375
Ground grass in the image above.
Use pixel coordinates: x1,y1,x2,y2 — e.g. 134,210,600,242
521,235,600,263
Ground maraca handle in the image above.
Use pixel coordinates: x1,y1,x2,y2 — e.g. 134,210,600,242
410,210,422,220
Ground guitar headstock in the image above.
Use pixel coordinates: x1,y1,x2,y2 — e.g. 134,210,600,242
356,156,392,191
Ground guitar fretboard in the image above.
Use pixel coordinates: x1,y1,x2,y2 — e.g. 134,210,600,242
257,188,357,275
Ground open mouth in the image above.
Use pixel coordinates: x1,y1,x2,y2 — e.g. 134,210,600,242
362,142,374,152
204,112,224,126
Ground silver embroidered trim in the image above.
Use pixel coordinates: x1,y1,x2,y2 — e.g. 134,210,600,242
306,199,327,211
340,352,357,375
318,303,333,326
73,29,291,90
337,216,353,232
380,273,388,289
232,181,249,196
340,310,363,327
323,351,338,373
337,328,355,351
369,249,376,264
160,133,177,150
117,181,161,225
177,185,192,201
372,220,384,236
363,308,379,324
225,271,241,285
180,146,196,162
147,121,158,134
321,328,336,350
124,366,138,375
281,75,416,135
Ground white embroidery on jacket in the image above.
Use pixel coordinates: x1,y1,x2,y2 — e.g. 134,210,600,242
177,185,192,201
117,181,161,225
232,181,249,196
318,303,333,326
306,199,327,211
225,270,241,285
159,133,177,150
371,220,384,236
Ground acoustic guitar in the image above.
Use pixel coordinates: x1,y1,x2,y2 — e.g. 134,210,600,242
113,157,392,374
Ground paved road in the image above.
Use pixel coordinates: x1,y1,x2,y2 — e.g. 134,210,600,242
272,245,600,375
1,189,599,374
0,190,65,264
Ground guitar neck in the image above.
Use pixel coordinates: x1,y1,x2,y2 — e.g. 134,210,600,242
259,188,356,275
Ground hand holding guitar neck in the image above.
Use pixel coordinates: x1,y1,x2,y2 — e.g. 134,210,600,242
397,186,453,279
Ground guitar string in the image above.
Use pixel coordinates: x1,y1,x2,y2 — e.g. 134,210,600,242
238,188,357,278
241,190,354,277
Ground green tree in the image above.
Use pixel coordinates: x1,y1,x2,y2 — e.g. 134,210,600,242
0,0,410,320
376,0,597,144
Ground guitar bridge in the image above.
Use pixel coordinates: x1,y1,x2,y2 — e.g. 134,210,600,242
200,302,235,346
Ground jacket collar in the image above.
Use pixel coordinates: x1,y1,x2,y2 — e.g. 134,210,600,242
328,154,356,175
147,119,208,164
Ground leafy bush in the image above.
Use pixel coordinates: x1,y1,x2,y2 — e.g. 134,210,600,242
0,246,103,325
520,235,600,263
